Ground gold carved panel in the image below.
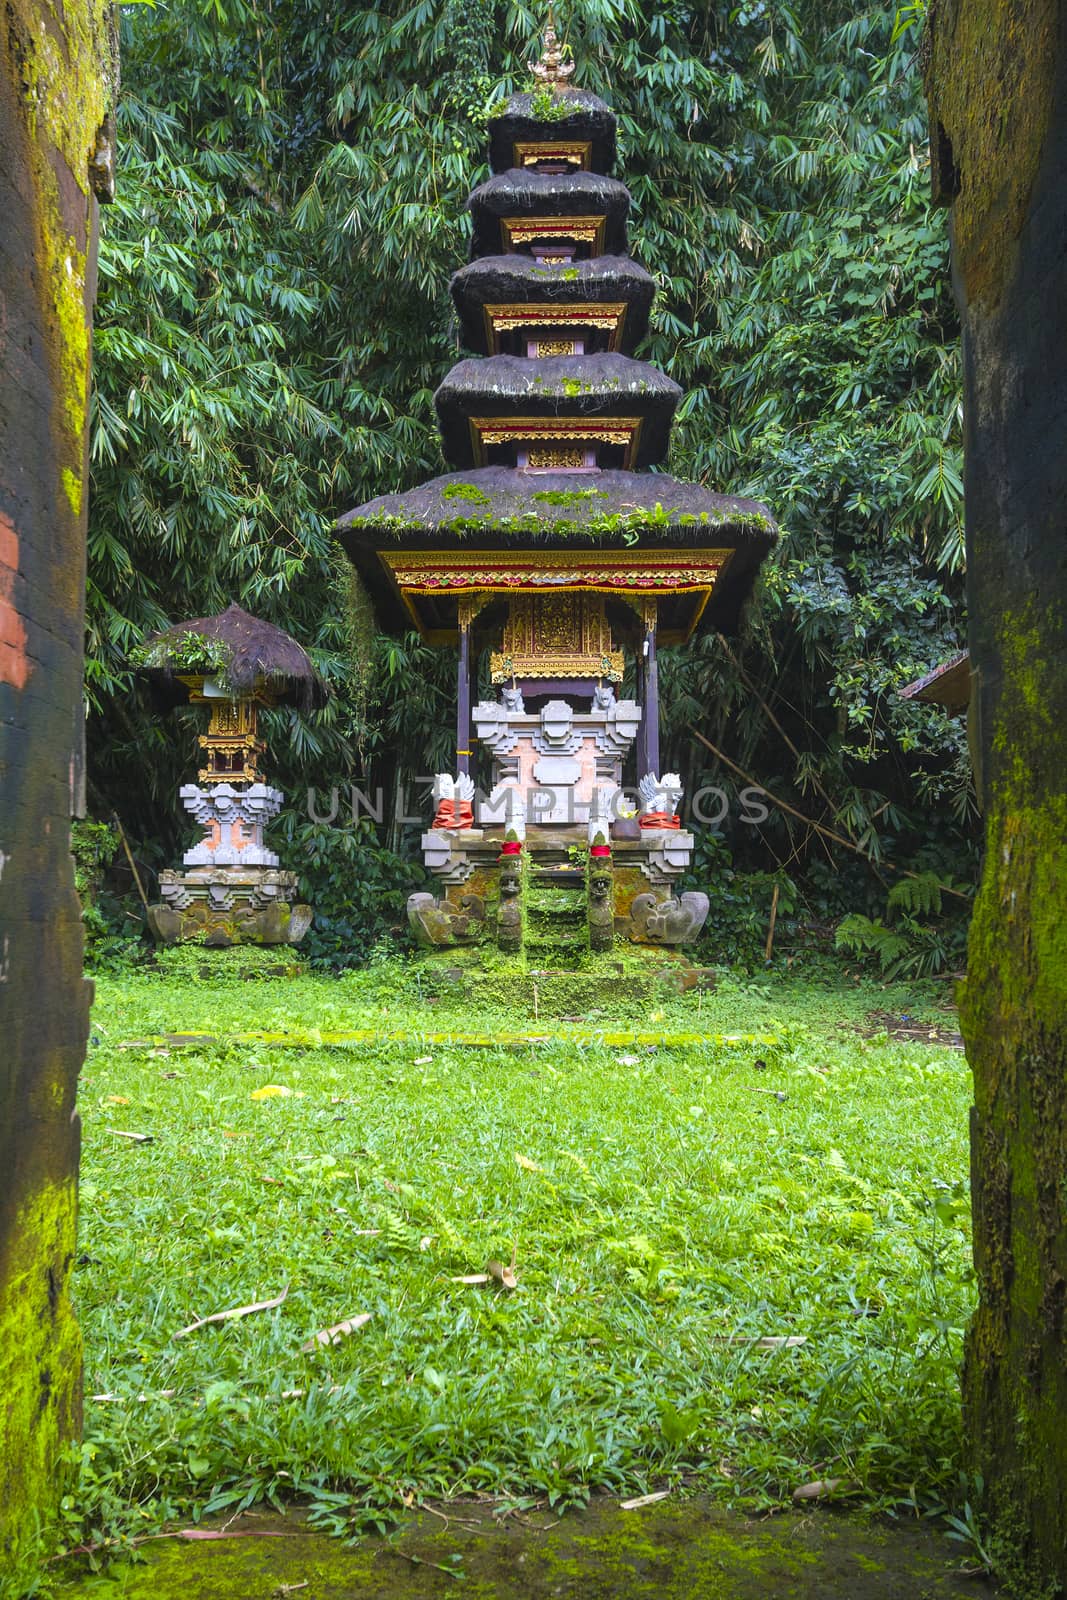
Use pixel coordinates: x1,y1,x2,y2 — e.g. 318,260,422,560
484,302,627,352
490,594,625,683
468,415,643,468
514,140,592,170
501,214,606,254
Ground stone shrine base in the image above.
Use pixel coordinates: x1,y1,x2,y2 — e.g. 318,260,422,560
409,940,719,1020
409,825,710,953
147,867,312,947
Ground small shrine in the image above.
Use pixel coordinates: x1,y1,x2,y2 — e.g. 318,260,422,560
335,17,777,959
135,603,324,946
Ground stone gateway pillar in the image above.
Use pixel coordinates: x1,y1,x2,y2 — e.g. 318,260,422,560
928,1,1067,1588
0,0,113,1571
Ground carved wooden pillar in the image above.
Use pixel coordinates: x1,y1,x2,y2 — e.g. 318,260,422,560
643,602,660,777
457,613,472,777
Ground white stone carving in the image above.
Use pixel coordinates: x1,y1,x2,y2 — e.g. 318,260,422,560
179,782,282,868
588,785,617,845
638,771,683,818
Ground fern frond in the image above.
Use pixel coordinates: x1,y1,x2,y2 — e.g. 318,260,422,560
888,871,944,918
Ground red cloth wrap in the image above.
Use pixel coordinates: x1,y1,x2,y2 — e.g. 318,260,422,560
499,840,523,857
432,799,474,830
590,844,612,858
639,810,681,830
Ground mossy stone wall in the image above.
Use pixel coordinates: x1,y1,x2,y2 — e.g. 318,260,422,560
928,2,1067,1587
0,0,110,1572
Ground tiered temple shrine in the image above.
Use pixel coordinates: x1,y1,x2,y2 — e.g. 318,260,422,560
336,19,776,958
137,603,323,946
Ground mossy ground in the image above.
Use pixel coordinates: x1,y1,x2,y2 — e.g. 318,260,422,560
55,1499,991,1598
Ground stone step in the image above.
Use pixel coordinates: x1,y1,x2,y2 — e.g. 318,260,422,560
527,889,587,912
531,867,585,888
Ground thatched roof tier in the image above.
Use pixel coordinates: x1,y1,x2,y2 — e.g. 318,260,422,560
434,354,681,470
468,170,629,259
450,254,655,355
899,649,971,715
334,468,776,642
134,603,326,710
487,90,617,175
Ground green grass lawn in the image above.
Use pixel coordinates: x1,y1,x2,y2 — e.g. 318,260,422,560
69,958,974,1554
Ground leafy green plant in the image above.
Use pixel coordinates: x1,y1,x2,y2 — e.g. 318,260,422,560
528,82,571,122
274,810,426,968
835,872,970,977
128,630,234,683
682,831,799,967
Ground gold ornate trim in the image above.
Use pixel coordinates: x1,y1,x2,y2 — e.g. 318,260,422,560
383,548,731,594
468,414,643,468
514,140,591,170
501,214,606,254
530,4,574,90
457,593,492,630
483,301,627,351
490,652,625,683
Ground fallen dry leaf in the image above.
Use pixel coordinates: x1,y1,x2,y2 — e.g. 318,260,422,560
250,1085,291,1101
620,1490,671,1510
486,1257,518,1290
300,1312,372,1353
792,1478,860,1502
174,1286,289,1340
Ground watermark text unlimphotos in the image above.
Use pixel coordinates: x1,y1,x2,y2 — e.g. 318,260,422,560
305,783,770,829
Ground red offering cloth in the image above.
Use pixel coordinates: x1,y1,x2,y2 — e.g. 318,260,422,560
639,811,681,830
432,799,474,830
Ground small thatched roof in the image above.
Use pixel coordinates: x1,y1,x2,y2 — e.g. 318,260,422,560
435,353,681,470
450,254,655,355
468,170,630,259
334,467,777,640
487,89,617,176
899,649,971,715
135,603,326,710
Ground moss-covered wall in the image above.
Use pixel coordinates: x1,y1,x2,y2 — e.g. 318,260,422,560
927,2,1067,1588
0,0,111,1573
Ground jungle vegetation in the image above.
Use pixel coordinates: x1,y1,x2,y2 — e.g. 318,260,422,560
86,0,969,966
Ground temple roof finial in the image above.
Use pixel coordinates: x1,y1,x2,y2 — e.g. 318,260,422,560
531,4,575,90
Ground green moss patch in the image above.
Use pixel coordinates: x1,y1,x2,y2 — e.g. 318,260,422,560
56,1499,981,1598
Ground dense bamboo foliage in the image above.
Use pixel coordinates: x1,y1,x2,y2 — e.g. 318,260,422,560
87,0,970,959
